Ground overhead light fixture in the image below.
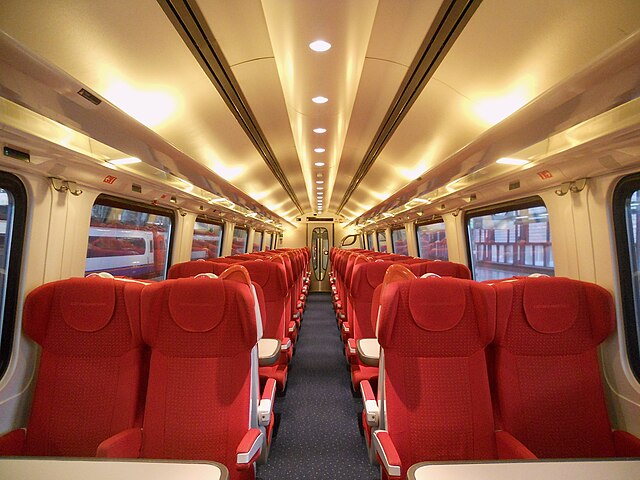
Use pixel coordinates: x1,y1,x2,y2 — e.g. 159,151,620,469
313,128,327,134
109,157,142,165
314,162,325,167
496,157,529,166
314,148,325,153
309,40,332,52
312,96,328,104
316,180,324,184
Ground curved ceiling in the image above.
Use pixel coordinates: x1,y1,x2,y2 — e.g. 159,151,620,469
0,0,639,227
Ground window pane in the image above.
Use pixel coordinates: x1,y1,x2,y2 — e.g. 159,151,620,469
264,233,272,251
417,222,448,260
377,231,387,253
253,231,263,252
391,228,408,255
467,203,553,281
231,227,248,255
85,201,172,280
367,232,374,250
191,221,223,260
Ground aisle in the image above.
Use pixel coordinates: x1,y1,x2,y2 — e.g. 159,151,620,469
257,293,379,480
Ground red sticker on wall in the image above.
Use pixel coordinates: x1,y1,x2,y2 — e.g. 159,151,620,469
103,175,117,184
537,170,553,180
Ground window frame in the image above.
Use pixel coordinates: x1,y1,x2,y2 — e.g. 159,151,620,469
464,196,552,281
192,216,224,259
376,230,387,253
231,225,249,255
252,230,264,252
415,217,447,260
613,173,640,381
390,226,408,255
366,232,374,250
0,173,27,379
88,194,175,280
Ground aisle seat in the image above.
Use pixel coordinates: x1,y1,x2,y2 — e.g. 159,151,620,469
491,276,640,458
0,276,147,457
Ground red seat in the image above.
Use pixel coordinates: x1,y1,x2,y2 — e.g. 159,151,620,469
491,276,640,458
167,260,230,279
98,271,274,480
0,276,147,457
365,268,535,478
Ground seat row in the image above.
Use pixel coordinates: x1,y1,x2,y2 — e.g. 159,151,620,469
350,263,640,478
0,248,309,480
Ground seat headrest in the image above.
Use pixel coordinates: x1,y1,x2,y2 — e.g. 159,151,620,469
523,277,579,334
168,277,226,332
61,278,115,332
409,277,465,331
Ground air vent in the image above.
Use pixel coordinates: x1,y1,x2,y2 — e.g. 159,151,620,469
78,88,102,105
307,217,334,222
3,146,30,162
509,181,521,191
131,184,142,193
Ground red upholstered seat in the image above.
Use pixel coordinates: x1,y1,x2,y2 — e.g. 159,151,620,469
167,260,230,279
0,276,147,457
98,273,271,480
368,273,535,478
491,276,640,458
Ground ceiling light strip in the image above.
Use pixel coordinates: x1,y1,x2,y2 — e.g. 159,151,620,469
157,0,304,215
336,0,483,214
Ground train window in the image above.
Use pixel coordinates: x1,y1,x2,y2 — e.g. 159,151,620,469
416,220,448,260
85,195,173,280
377,231,387,253
466,197,554,282
366,232,374,250
0,173,27,379
613,174,640,380
191,218,223,260
391,227,408,255
253,231,263,252
264,232,272,251
231,226,248,255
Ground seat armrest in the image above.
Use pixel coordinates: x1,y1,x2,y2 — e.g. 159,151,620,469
495,430,537,459
258,378,277,426
373,430,402,478
360,380,379,426
357,338,380,367
96,428,142,458
236,428,264,469
280,337,292,351
347,338,357,355
0,428,26,455
613,430,640,457
341,322,350,333
288,320,297,333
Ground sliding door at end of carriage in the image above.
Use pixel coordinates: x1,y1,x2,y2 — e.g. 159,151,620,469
307,224,333,292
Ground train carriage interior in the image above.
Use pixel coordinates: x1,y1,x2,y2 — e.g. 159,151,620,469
1,0,640,479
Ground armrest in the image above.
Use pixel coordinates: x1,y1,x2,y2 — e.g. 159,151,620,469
236,428,264,469
613,430,640,457
281,337,292,351
373,430,402,478
258,378,277,426
258,338,281,366
96,428,142,458
360,380,379,426
357,338,380,367
288,320,297,333
347,338,357,355
0,428,26,455
495,430,537,459
342,322,350,333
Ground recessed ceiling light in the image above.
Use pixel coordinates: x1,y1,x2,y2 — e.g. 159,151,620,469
109,157,142,165
314,148,325,153
314,162,325,167
313,128,327,134
316,180,324,184
496,157,529,166
309,40,331,52
317,186,324,190
312,96,328,104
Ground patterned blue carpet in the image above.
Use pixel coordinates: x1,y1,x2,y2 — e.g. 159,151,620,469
257,293,380,480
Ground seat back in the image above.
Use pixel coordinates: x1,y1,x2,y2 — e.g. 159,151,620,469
140,275,257,473
167,260,230,279
491,276,616,458
378,275,498,472
349,261,394,339
407,260,471,279
22,276,147,456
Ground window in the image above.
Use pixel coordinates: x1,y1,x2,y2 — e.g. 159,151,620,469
466,197,553,282
253,231,263,252
231,226,248,255
191,218,223,260
367,232,374,250
391,228,408,255
416,220,448,260
377,231,387,253
85,195,173,280
613,174,640,380
0,173,26,379
264,232,272,251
